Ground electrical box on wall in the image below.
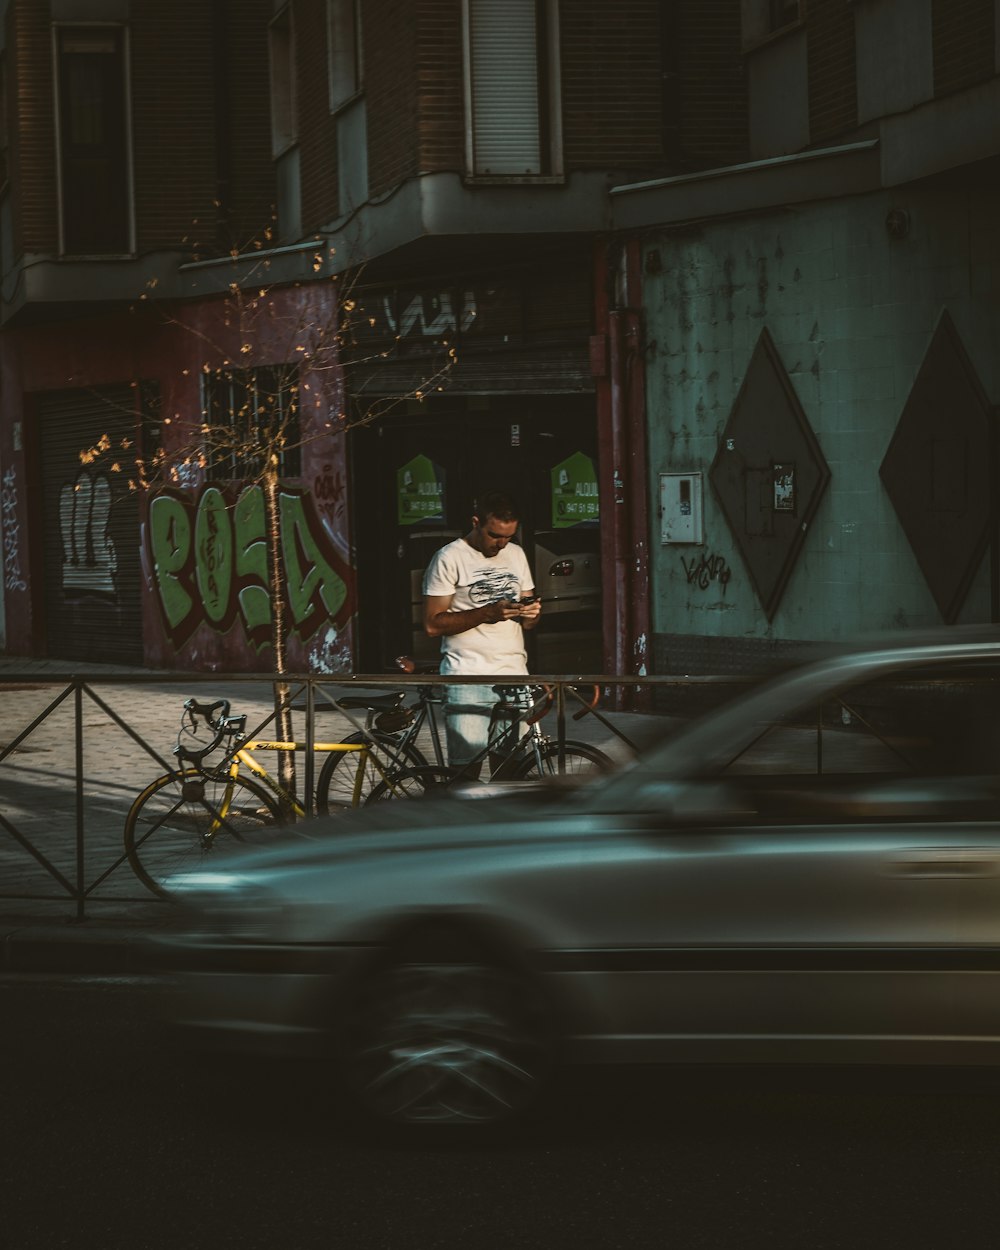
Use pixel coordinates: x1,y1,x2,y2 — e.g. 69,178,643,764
659,472,703,544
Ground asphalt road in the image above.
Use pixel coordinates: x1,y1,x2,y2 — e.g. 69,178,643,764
4,974,1000,1250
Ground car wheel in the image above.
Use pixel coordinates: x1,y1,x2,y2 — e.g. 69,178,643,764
339,938,551,1129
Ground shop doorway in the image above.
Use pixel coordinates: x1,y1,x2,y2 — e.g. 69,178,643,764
351,395,602,676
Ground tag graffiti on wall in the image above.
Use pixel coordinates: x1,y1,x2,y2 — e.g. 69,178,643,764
145,484,354,651
680,551,732,591
60,472,118,597
2,464,27,592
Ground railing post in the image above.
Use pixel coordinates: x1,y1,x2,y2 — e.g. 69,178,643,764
556,680,566,771
816,702,824,776
304,679,316,817
74,681,85,921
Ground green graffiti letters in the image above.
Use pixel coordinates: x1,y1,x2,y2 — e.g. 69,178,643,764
280,491,348,633
195,487,233,624
234,486,270,643
147,493,195,635
144,484,353,651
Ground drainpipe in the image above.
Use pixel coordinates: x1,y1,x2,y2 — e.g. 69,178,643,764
607,305,630,685
595,238,652,709
623,240,651,708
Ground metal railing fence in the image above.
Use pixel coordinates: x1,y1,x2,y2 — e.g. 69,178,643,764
0,670,749,918
5,664,960,919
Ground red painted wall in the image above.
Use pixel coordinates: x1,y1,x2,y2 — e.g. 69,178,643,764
1,284,356,672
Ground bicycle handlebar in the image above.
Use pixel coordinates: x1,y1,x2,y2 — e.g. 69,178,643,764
184,697,232,727
175,697,246,765
394,657,601,725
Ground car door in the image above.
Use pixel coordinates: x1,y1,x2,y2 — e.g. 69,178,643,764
550,652,1000,1060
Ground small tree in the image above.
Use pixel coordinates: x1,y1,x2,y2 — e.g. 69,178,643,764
81,227,459,802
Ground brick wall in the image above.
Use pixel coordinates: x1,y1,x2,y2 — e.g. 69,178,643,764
561,0,664,171
7,0,274,261
130,1,218,254
933,0,995,97
223,0,277,248
299,1,749,205
414,0,462,178
295,0,339,232
807,0,857,144
673,0,747,169
9,0,57,255
362,0,421,198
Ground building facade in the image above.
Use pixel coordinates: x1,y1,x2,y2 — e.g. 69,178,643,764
3,1,994,680
612,0,1000,675
1,0,739,677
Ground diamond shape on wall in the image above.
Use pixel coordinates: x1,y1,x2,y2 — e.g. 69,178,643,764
709,328,830,620
880,311,993,623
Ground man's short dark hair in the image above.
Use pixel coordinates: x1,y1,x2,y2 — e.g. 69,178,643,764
474,490,520,523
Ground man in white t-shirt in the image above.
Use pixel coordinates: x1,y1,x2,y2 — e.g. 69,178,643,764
422,490,541,777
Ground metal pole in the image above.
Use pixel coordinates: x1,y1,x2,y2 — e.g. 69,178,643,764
304,679,315,817
557,681,566,771
75,682,85,921
816,702,823,776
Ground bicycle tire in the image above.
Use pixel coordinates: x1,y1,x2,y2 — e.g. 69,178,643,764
364,766,459,804
124,768,285,899
512,740,613,781
315,732,427,813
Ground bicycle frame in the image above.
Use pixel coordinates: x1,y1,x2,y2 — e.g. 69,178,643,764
211,738,373,819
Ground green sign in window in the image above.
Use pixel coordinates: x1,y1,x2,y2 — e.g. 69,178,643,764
397,454,445,526
551,451,599,528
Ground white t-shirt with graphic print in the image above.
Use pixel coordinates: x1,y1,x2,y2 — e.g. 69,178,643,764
422,537,535,675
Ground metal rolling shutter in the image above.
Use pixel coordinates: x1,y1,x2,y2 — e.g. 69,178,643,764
469,0,541,175
351,345,594,398
38,386,146,664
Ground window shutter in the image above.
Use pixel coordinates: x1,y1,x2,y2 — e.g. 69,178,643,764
469,0,540,175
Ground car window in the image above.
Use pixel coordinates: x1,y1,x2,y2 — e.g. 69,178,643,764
592,649,1000,825
719,657,1000,823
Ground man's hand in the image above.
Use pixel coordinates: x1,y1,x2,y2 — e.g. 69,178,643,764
424,592,542,637
516,596,541,627
481,598,526,624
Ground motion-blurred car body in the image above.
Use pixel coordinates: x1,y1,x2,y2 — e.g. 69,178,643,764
161,628,1000,1127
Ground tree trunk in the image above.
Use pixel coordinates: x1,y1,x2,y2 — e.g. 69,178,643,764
263,463,296,805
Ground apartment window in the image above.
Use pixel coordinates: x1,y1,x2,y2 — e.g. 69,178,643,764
328,0,362,112
463,0,563,179
202,365,301,481
55,25,131,255
269,4,296,156
742,0,803,48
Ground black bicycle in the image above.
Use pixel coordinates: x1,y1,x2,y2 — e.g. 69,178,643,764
319,659,614,805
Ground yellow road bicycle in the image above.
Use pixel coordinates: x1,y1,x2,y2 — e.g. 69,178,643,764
124,694,414,897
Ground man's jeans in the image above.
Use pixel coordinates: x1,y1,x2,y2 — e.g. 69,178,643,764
444,683,527,779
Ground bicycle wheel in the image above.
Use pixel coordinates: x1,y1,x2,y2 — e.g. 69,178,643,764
315,732,426,813
124,768,285,898
512,740,613,781
365,766,459,804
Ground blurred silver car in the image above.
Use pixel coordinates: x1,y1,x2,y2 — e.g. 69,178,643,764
161,627,1000,1128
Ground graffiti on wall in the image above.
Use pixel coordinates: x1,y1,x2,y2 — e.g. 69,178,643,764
680,551,732,591
59,472,118,596
382,290,477,339
2,465,27,592
145,483,354,651
312,462,346,526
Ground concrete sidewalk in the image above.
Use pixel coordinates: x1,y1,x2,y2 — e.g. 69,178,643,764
0,654,672,974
